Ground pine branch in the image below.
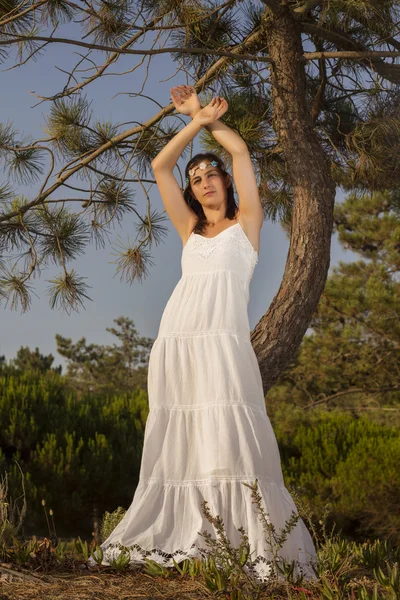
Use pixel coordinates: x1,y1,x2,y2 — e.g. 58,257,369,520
0,0,47,28
0,25,265,224
0,32,274,63
303,385,400,410
301,22,400,84
45,268,92,314
302,50,400,60
2,32,400,64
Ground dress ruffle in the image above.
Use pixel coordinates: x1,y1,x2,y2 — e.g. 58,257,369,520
88,222,318,583
88,477,317,582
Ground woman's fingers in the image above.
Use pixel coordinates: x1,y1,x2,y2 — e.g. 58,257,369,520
170,91,179,106
170,86,189,105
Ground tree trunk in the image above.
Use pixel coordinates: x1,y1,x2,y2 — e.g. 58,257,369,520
251,2,336,394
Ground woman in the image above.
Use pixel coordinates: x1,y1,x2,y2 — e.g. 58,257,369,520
90,86,317,582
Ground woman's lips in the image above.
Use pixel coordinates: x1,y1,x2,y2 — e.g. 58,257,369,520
204,191,214,196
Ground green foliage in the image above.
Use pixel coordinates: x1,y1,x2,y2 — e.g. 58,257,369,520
35,204,91,265
2,468,400,599
56,316,153,395
270,406,400,544
46,268,93,314
0,468,26,546
268,189,400,414
11,346,61,375
170,5,240,77
82,0,137,47
333,436,400,541
7,146,44,186
132,123,181,177
109,547,131,572
359,539,398,569
99,506,126,543
0,367,149,537
91,178,136,225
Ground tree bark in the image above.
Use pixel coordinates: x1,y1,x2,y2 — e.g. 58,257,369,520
251,2,336,395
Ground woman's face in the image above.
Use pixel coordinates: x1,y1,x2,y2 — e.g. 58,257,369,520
188,164,230,207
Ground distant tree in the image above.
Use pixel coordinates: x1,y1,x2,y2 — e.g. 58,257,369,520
56,316,153,395
267,189,400,411
12,346,62,374
0,1,400,393
0,368,149,537
270,407,400,543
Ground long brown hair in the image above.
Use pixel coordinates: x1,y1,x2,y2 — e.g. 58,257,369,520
183,152,238,234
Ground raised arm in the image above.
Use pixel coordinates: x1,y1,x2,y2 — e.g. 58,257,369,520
170,86,263,231
151,119,202,173
203,106,263,228
151,100,227,241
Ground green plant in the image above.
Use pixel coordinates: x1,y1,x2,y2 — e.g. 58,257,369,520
108,546,130,572
241,479,305,581
373,562,400,599
359,539,396,569
195,478,315,598
318,573,349,599
0,466,27,549
10,537,38,565
99,506,126,543
89,544,104,566
74,536,91,560
143,557,173,578
353,584,380,600
172,556,203,578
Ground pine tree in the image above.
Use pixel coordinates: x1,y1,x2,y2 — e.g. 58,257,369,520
56,316,153,395
268,189,400,411
0,1,399,392
11,346,61,374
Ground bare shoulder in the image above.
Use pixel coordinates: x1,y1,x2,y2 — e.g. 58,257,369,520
236,209,263,254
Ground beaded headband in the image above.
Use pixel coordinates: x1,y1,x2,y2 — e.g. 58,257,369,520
185,160,219,185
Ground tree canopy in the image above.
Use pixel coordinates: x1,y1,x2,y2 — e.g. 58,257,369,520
1,0,399,390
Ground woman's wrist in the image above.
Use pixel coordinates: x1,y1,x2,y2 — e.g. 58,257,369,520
189,106,220,132
189,107,202,119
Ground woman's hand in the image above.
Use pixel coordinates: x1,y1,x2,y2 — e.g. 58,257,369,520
192,97,228,126
170,85,201,117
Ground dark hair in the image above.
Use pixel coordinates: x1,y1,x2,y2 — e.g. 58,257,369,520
183,152,238,234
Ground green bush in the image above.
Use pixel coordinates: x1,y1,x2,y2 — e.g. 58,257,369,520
0,369,148,537
270,406,400,543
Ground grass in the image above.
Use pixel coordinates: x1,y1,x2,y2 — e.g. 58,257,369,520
1,472,399,599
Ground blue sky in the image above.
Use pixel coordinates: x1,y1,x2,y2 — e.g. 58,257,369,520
0,18,358,372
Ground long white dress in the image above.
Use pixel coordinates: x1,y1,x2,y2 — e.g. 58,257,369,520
89,221,317,581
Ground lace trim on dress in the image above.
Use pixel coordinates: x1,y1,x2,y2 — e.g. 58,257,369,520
184,223,258,271
89,541,317,583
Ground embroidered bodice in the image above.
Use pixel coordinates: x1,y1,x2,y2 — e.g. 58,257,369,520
156,222,259,340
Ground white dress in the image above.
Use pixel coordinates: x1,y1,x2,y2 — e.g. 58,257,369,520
89,221,317,581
